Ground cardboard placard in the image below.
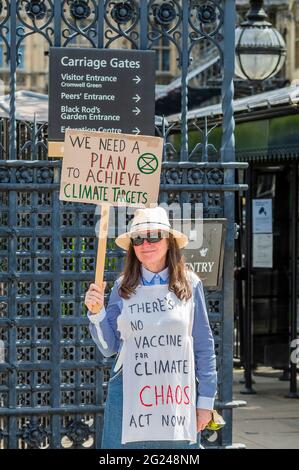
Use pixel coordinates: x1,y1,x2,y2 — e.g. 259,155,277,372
59,129,163,208
59,129,163,303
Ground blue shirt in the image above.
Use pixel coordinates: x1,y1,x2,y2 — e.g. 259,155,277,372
88,266,217,410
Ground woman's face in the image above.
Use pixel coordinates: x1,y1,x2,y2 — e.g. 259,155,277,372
132,230,169,270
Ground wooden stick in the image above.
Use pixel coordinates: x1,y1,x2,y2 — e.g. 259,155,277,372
95,203,110,286
89,203,110,314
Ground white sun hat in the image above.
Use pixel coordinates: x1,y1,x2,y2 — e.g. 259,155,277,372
115,207,188,251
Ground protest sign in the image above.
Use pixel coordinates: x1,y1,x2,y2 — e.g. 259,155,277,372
59,129,163,309
59,129,163,207
120,286,197,443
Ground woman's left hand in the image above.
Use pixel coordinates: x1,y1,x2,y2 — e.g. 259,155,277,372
196,408,212,432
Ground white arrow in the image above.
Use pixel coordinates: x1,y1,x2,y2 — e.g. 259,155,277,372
132,127,140,135
132,107,141,115
133,75,141,84
132,94,141,103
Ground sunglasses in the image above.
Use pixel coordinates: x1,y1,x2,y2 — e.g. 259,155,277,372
130,230,169,247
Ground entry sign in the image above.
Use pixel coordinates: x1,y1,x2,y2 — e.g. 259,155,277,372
59,129,163,208
182,219,226,289
48,47,156,151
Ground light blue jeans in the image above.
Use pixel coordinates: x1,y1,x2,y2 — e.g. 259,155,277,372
101,364,202,449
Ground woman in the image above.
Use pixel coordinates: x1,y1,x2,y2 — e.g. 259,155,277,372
85,207,217,449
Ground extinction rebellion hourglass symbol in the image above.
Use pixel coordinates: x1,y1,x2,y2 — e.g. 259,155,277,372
137,154,159,174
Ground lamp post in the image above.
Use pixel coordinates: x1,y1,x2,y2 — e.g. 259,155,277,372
235,0,286,81
236,0,287,398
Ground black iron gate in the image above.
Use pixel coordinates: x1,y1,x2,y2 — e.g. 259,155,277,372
0,0,246,449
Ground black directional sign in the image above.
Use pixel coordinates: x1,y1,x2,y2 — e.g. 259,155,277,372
48,47,156,146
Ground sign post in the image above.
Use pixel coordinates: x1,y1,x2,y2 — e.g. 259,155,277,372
52,47,159,311
49,47,156,156
59,129,163,309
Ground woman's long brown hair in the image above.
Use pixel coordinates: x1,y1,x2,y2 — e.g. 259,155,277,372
118,234,192,301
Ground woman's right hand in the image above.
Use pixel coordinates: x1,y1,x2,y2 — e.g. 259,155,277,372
84,282,106,314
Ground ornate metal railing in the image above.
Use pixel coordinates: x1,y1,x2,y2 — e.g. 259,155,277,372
0,0,246,449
